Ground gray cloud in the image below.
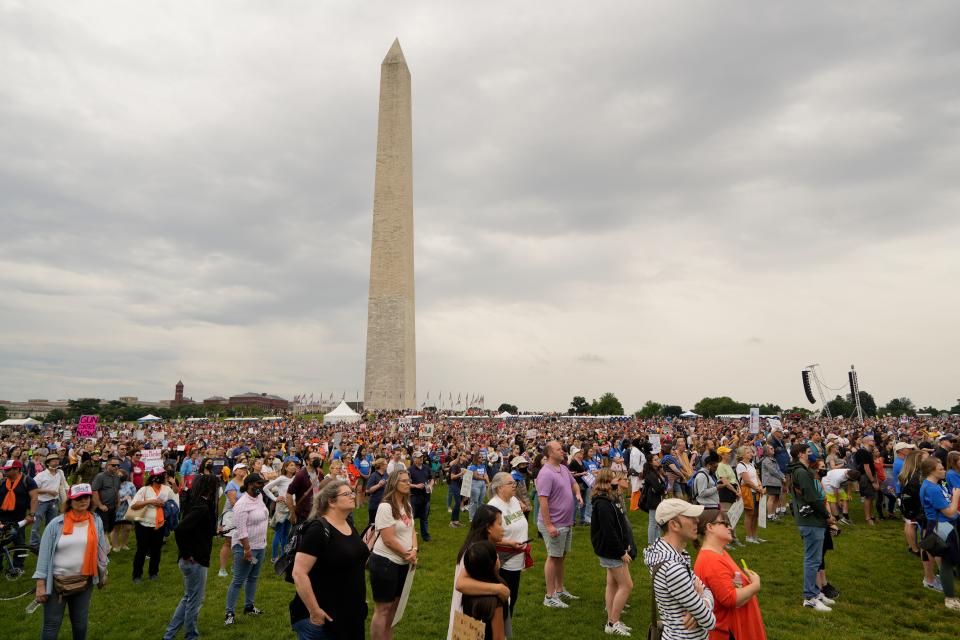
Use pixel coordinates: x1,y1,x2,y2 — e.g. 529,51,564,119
2,2,959,411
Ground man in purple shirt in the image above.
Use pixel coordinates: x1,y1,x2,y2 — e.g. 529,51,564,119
536,441,583,608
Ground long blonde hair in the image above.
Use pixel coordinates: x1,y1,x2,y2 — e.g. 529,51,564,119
898,449,925,487
382,469,411,520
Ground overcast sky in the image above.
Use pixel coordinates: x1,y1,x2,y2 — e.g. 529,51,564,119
3,2,959,413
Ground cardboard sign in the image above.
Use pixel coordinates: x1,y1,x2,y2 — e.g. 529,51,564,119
422,424,435,438
134,430,146,441
141,448,163,471
767,417,782,431
451,611,486,640
77,415,98,437
649,434,661,454
460,469,474,497
152,431,165,442
526,429,538,439
749,408,760,434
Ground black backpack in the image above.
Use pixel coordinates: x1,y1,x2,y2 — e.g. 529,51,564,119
275,517,330,583
899,475,923,521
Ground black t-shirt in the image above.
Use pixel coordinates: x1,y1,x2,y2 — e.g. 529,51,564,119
289,520,370,639
853,448,873,476
408,464,432,496
449,463,463,488
0,473,38,521
568,459,586,488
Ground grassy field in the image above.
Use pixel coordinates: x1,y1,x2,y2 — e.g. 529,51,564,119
1,489,957,639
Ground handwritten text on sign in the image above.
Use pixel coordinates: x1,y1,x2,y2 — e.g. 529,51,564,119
77,415,99,437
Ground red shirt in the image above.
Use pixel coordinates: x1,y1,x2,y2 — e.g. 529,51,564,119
874,459,886,482
693,548,766,640
132,461,146,489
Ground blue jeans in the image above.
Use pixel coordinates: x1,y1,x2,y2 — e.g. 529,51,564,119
292,618,331,639
450,490,463,522
272,520,291,561
31,500,60,548
578,487,592,524
798,525,825,600
647,511,660,545
469,482,486,522
42,584,93,640
226,546,264,614
164,559,208,640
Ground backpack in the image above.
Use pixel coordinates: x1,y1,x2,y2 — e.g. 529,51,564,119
687,469,708,502
275,517,330,583
899,475,923,521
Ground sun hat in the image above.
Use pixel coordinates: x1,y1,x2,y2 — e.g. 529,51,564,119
511,456,528,467
655,498,705,525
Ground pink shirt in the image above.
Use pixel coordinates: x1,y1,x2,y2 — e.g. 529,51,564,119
232,493,269,550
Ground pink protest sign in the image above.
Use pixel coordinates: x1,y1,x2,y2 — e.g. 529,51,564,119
77,415,99,438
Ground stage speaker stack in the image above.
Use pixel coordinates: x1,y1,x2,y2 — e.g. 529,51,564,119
802,370,817,404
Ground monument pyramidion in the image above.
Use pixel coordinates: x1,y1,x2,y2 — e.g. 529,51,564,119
363,39,416,411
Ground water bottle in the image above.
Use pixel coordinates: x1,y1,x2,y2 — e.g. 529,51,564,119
25,599,41,614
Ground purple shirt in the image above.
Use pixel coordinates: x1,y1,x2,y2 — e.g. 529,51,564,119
536,463,576,528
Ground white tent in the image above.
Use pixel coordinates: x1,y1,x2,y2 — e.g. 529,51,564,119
323,401,361,424
137,414,163,422
498,411,514,418
679,411,700,418
0,418,40,427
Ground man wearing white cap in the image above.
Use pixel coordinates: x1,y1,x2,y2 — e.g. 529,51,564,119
642,498,715,639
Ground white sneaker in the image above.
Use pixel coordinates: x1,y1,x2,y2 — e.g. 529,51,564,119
557,589,580,600
945,597,960,611
816,592,836,606
803,598,832,612
747,537,761,544
218,568,228,578
605,622,631,636
615,621,633,632
543,595,568,608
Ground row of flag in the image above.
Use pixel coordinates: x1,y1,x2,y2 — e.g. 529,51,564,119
291,391,486,408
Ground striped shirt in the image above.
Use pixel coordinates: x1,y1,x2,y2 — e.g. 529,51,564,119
644,538,716,640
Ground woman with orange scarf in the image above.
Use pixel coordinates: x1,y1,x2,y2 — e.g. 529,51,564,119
129,468,177,583
33,483,110,640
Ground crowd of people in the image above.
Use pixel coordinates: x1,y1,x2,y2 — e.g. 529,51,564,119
2,410,959,639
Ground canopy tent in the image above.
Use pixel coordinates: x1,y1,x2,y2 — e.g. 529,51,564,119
0,418,40,427
323,401,361,424
498,411,514,418
137,414,163,422
679,411,700,418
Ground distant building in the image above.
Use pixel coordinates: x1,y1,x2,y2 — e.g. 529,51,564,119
203,395,228,406
0,399,69,419
170,380,195,407
227,392,290,412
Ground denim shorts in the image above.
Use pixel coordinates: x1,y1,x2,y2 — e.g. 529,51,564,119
599,556,624,569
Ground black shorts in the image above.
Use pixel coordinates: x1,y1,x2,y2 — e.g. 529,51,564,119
100,508,117,533
859,476,876,500
368,553,410,603
764,486,781,496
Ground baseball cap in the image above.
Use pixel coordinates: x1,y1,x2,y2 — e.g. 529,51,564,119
511,456,528,467
243,473,265,488
233,463,248,471
716,446,732,454
68,483,93,499
655,498,705,525
894,442,916,453
940,434,957,442
2,459,23,470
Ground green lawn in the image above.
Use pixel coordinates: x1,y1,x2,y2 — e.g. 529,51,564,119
1,490,956,639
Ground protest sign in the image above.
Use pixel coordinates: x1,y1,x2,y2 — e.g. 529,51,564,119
391,566,416,627
749,408,760,434
767,417,783,431
77,415,98,438
526,429,538,439
649,434,661,454
141,448,163,471
460,469,474,498
451,611,485,640
422,423,435,438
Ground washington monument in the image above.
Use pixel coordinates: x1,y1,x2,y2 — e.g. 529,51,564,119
363,39,416,411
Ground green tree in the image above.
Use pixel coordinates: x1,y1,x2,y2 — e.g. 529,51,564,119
881,397,916,417
785,407,813,416
67,398,102,420
569,396,591,415
917,406,941,416
45,409,67,423
662,405,683,418
635,401,664,419
497,403,518,414
827,395,854,418
758,404,782,415
0,405,6,422
845,391,877,417
591,392,624,416
693,397,749,418
951,399,960,414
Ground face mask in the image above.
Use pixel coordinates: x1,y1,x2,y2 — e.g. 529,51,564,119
250,487,262,497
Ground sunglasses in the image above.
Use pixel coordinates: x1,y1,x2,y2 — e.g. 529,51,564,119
710,517,732,528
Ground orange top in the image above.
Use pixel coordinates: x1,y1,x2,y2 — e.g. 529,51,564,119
693,548,766,640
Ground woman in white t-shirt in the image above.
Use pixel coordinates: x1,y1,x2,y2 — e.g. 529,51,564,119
370,470,417,640
486,472,529,619
736,446,765,544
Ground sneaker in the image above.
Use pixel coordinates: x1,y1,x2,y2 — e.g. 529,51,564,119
224,612,235,626
822,583,840,599
839,517,852,525
945,597,960,611
803,598,832,612
557,590,580,600
816,592,836,606
924,578,944,593
148,575,159,581
734,539,746,547
746,537,760,544
615,621,633,632
244,606,264,616
218,568,229,578
543,595,569,608
422,535,432,542
755,537,767,543
605,622,631,636
132,577,142,584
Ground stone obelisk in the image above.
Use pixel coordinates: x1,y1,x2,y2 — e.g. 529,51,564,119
363,39,416,411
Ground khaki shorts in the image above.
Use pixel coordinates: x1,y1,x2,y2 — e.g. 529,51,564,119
537,522,573,558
